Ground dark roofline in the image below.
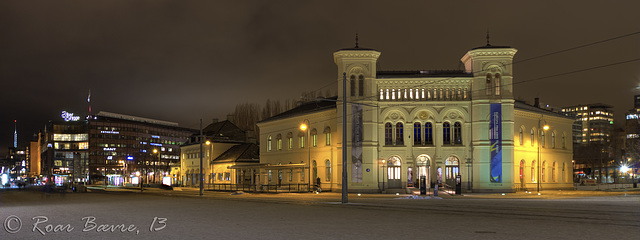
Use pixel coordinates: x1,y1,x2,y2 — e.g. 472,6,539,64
377,70,472,78
471,44,512,50
258,97,337,124
514,100,572,119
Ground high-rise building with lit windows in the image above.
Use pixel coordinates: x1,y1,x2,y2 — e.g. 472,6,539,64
561,104,614,145
624,95,640,179
39,111,195,186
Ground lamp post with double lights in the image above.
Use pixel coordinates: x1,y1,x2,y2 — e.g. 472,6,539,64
537,118,549,193
300,119,312,191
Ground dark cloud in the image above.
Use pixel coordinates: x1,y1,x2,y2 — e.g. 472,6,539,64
2,1,639,155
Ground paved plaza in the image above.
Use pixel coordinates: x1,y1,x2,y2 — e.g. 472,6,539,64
1,187,638,239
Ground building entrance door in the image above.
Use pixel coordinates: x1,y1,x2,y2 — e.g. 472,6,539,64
387,156,401,189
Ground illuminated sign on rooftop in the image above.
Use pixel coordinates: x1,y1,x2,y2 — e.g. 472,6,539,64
61,111,80,122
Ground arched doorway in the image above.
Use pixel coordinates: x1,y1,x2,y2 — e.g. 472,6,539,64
416,155,431,189
445,156,460,187
387,156,402,189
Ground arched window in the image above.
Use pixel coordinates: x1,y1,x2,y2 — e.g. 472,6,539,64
453,122,462,145
531,160,536,182
443,122,451,145
358,75,364,96
287,132,293,149
350,75,356,97
413,122,422,145
277,134,282,150
311,129,317,147
562,162,566,182
552,162,556,182
519,127,524,145
298,131,305,148
486,73,492,95
445,156,460,180
519,160,526,182
551,132,556,149
495,73,501,96
562,133,566,149
325,160,331,181
425,122,433,145
385,123,393,145
324,127,331,145
530,129,535,147
267,136,272,151
542,161,546,182
396,122,404,145
541,130,546,148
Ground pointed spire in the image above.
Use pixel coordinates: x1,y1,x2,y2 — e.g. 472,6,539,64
486,29,491,46
355,33,359,48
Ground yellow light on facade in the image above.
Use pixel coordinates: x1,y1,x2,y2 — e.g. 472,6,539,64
206,140,211,145
153,149,158,154
543,125,549,131
300,123,308,131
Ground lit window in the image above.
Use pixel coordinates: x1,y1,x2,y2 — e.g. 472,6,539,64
324,127,331,145
267,136,272,151
311,129,317,147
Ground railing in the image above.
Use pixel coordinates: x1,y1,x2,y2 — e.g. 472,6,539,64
205,183,310,193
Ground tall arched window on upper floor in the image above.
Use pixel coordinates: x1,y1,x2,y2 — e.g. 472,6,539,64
530,129,535,147
358,75,364,97
541,130,546,148
395,122,404,145
551,132,556,149
486,73,492,96
385,123,393,146
562,133,566,149
324,127,331,146
350,75,356,97
311,129,317,147
443,122,451,145
494,73,501,96
519,127,524,145
414,122,422,145
287,132,293,149
276,134,282,150
453,122,462,145
425,122,433,145
267,135,272,152
298,131,305,148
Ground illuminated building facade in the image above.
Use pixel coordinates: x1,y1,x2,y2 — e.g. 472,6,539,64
88,111,195,186
40,119,89,185
256,43,574,193
179,119,258,187
623,95,640,180
561,104,614,145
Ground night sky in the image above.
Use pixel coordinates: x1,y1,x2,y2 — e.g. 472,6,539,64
1,1,639,156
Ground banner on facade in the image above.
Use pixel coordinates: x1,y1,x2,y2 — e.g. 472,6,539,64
352,104,363,183
490,103,502,183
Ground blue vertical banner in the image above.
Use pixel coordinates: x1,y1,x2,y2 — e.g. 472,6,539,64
490,103,502,183
352,104,363,183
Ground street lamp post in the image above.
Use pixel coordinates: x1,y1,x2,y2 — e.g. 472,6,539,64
300,120,312,192
537,117,549,193
153,149,159,184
